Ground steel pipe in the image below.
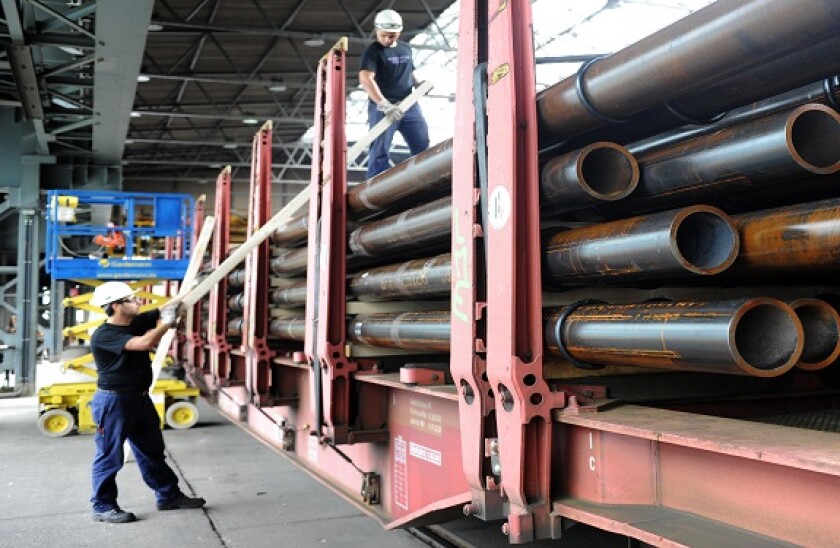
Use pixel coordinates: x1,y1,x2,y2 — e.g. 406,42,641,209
227,269,246,288
269,317,306,341
545,299,803,377
544,206,739,286
271,283,308,307
348,196,451,257
348,254,451,301
540,142,638,213
348,140,452,214
347,311,451,352
227,317,243,337
629,76,840,157
537,0,840,143
270,213,309,247
788,298,840,371
227,293,244,312
733,198,840,272
580,104,840,219
270,247,308,276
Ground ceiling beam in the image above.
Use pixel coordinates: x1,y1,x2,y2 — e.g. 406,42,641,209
26,0,96,40
41,2,97,33
148,20,456,52
1,0,25,43
130,109,309,124
92,0,154,163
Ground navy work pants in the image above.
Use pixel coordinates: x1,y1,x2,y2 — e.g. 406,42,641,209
366,101,430,179
90,390,180,512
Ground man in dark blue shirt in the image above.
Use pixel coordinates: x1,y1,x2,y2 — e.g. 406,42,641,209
88,281,205,523
359,9,430,178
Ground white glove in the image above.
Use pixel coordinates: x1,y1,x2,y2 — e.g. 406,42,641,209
377,99,404,123
160,303,182,327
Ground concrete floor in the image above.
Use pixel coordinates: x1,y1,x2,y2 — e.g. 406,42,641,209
0,395,429,548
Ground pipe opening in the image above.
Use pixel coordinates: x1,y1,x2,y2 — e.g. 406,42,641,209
580,146,638,200
735,304,799,370
674,211,737,273
790,109,840,173
794,303,840,365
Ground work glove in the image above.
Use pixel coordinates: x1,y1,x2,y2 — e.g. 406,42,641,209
160,303,182,327
377,99,404,123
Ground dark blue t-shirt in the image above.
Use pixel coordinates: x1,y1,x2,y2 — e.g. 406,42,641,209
360,41,415,103
90,310,159,391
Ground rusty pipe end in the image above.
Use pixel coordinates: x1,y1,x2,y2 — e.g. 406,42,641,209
576,142,640,201
789,298,840,371
670,205,740,275
542,142,639,209
787,104,840,175
730,298,803,377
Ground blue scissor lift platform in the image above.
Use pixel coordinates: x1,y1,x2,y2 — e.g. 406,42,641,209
46,190,193,281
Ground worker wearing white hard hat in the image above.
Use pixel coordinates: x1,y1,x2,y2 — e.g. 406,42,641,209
359,9,430,178
88,282,205,523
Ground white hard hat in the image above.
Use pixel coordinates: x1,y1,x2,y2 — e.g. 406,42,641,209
374,9,403,32
91,281,135,308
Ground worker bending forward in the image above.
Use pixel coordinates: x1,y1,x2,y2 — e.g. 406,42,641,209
88,281,205,523
359,9,430,178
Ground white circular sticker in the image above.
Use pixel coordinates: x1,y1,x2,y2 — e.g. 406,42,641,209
489,186,511,231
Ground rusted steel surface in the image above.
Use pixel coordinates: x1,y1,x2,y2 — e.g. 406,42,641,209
269,247,308,276
268,317,306,340
347,140,453,214
733,198,840,272
348,196,451,257
347,311,451,351
348,254,451,301
788,298,840,371
629,76,840,157
270,283,308,307
540,142,638,213
545,299,803,377
269,212,309,247
537,0,840,143
583,104,840,219
544,206,739,285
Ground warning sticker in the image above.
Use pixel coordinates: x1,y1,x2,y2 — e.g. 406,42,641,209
409,441,442,467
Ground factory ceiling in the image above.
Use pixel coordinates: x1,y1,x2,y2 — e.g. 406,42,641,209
0,0,456,192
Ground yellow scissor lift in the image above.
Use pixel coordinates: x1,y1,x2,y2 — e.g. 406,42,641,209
37,280,201,437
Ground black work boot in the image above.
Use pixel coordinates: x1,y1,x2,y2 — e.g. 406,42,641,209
92,508,137,523
157,493,206,510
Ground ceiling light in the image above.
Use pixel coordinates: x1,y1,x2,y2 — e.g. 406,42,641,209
242,116,259,125
129,111,142,118
209,163,222,168
148,23,163,31
124,139,134,144
268,79,287,92
137,74,150,83
303,36,325,47
223,142,237,149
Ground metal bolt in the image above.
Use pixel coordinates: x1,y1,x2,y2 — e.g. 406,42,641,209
463,502,480,516
492,463,502,475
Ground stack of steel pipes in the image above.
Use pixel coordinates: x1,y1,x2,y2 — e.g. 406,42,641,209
273,1,840,381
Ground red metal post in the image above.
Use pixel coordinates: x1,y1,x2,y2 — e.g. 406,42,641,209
207,167,234,389
185,196,206,375
305,44,386,446
485,0,561,542
243,123,275,405
450,0,504,523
